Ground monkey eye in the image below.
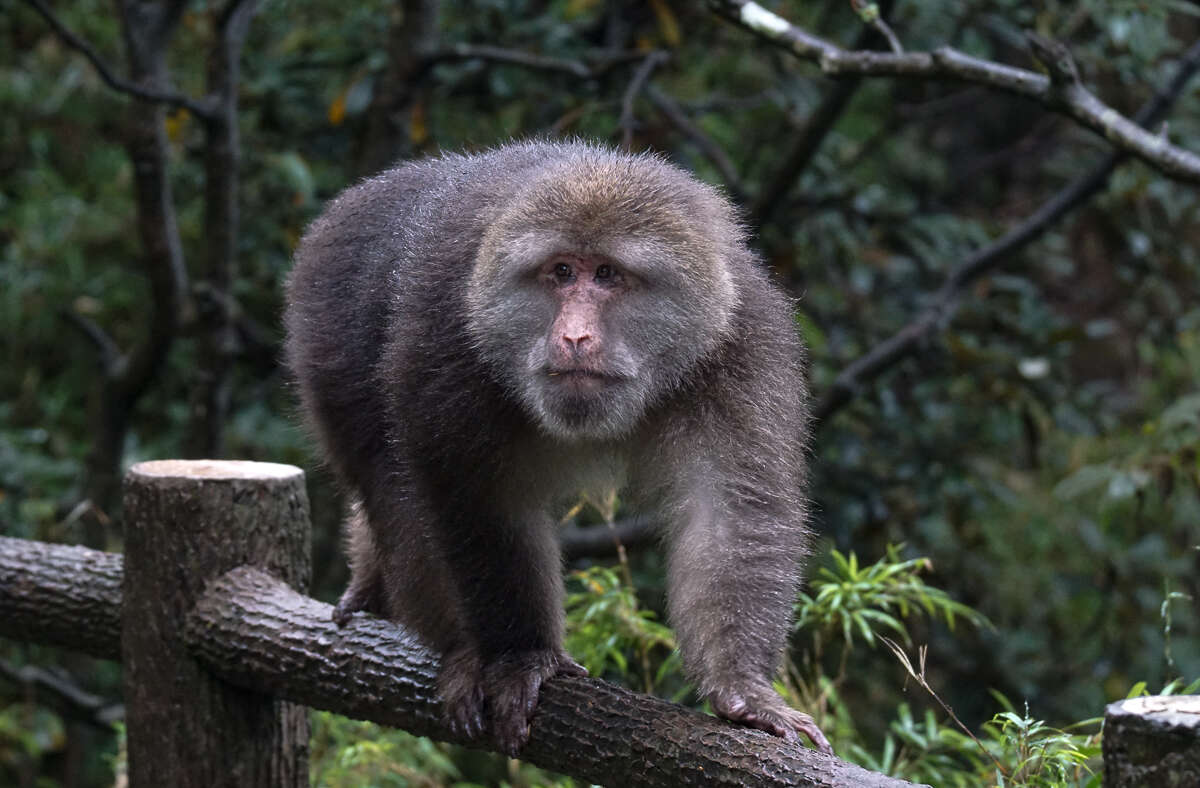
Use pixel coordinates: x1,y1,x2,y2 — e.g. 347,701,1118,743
595,264,613,280
553,262,572,280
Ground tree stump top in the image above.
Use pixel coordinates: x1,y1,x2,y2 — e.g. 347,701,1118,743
129,459,301,480
1103,694,1200,788
1108,695,1200,727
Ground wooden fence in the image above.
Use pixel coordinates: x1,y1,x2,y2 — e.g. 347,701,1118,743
1,460,1193,786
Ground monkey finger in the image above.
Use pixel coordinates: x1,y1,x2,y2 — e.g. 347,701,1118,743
450,705,485,740
730,708,798,742
763,707,832,755
438,647,487,741
489,678,541,755
555,653,588,677
796,720,833,755
443,684,486,741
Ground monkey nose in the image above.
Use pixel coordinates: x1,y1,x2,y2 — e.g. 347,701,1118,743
562,333,592,349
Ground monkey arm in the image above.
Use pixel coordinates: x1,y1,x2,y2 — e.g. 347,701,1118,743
662,464,828,752
655,277,827,750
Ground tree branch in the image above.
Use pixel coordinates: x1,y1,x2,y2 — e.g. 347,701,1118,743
60,308,124,378
431,43,593,77
425,44,652,80
645,84,748,203
21,0,214,118
619,52,670,150
710,0,1200,184
561,516,658,562
356,0,440,175
750,0,894,231
72,0,194,547
0,659,124,728
0,537,124,660
814,37,1200,422
0,536,924,787
184,0,261,458
192,569,924,788
848,0,903,55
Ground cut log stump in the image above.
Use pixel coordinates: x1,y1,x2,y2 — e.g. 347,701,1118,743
1103,695,1200,788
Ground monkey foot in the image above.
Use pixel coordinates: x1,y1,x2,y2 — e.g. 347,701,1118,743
483,650,588,756
440,648,587,756
439,646,487,740
331,579,382,626
710,687,833,754
330,597,357,627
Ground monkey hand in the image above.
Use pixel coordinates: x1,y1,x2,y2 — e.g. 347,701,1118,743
440,647,587,756
709,686,833,755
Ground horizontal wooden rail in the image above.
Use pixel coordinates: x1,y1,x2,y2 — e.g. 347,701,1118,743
0,533,923,788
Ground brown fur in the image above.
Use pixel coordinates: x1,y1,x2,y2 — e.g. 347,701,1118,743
284,140,828,754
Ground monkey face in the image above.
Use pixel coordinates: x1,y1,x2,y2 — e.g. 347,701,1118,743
523,253,647,439
465,154,744,442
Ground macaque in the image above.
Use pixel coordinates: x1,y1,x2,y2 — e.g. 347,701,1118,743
284,140,829,755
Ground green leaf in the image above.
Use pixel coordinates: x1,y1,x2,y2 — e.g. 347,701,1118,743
1160,392,1200,430
1053,464,1116,499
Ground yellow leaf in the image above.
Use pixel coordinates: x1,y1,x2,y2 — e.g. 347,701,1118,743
409,100,428,145
328,90,347,127
649,0,681,47
564,0,601,19
164,109,189,143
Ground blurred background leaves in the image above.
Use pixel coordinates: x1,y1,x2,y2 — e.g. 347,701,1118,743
1,1,1197,785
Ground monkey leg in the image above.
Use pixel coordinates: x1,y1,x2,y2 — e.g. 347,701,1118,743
434,507,586,756
331,574,382,626
332,501,385,625
331,501,381,623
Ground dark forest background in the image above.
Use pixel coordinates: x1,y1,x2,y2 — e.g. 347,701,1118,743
2,1,1198,786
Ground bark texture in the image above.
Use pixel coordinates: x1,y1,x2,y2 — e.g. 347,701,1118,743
1104,695,1200,788
121,460,311,788
1,516,926,785
187,567,925,788
0,536,122,660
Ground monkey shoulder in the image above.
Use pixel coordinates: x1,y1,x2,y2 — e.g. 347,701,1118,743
659,266,808,437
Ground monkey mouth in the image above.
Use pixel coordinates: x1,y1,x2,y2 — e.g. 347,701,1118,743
546,367,612,380
544,367,622,393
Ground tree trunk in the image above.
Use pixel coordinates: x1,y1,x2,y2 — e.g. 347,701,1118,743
120,460,311,788
1104,695,1200,788
355,0,440,175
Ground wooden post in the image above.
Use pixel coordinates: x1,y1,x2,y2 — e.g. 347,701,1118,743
1104,695,1200,787
121,460,311,788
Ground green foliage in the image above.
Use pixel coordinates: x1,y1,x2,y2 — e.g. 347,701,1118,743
795,545,989,649
310,710,589,787
786,547,1194,788
1053,390,1200,505
975,700,1099,788
856,698,1103,788
3,0,1199,785
563,565,680,693
310,712,463,787
0,700,64,787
